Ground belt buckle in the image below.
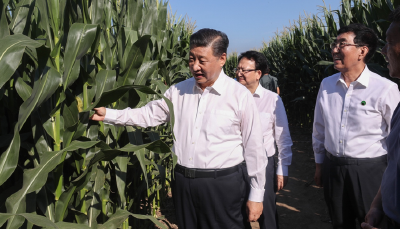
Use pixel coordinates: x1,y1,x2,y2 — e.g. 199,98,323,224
185,168,196,178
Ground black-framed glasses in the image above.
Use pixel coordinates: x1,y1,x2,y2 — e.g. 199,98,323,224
330,41,366,50
234,68,258,74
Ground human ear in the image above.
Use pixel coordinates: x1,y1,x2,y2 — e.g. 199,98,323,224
219,53,227,67
359,46,369,61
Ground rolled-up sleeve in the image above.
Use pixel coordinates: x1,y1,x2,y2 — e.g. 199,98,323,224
241,93,267,202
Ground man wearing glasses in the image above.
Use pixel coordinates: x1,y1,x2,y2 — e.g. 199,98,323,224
312,23,400,229
236,50,293,229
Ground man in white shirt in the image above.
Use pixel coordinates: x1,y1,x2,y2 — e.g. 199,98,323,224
312,23,400,229
236,50,293,229
90,28,267,229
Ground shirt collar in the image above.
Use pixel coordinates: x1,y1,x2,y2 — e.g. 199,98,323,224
336,65,370,87
193,70,226,95
253,83,263,98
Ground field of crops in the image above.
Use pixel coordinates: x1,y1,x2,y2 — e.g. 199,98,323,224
1,0,400,228
225,0,400,127
0,0,193,228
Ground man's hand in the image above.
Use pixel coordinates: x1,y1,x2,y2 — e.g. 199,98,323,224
314,163,323,187
361,222,379,229
276,175,288,191
364,207,384,228
90,107,106,121
246,201,263,222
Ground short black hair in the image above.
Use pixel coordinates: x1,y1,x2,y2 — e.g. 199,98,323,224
389,6,400,23
238,51,269,75
337,23,378,63
190,28,229,57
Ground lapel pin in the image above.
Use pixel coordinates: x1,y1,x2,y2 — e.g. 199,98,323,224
361,101,366,106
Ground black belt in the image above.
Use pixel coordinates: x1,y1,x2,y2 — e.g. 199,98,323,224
325,152,387,165
175,164,240,179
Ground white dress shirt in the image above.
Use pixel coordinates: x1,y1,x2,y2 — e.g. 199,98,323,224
312,66,400,163
253,84,293,176
103,71,267,202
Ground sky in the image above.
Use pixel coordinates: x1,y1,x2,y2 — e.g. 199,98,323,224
168,0,342,55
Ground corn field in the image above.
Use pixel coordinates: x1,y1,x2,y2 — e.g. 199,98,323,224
225,0,400,127
0,0,192,228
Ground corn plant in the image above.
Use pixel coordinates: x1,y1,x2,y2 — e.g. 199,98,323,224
259,0,400,127
0,0,192,228
223,52,238,78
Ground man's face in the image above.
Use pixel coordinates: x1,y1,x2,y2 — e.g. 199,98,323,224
236,57,261,88
332,32,366,72
382,22,400,78
189,46,226,89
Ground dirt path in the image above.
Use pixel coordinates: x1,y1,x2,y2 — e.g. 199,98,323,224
159,127,332,229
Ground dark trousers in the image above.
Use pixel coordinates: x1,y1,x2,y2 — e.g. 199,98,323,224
171,164,248,229
322,154,387,229
242,157,279,229
258,156,279,229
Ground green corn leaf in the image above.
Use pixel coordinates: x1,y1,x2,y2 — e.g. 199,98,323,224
17,66,61,131
98,209,167,229
62,23,99,89
51,222,91,229
5,141,99,228
119,35,151,87
9,0,34,34
88,163,105,228
0,1,9,39
134,60,159,86
15,76,32,102
114,153,128,208
0,125,20,186
0,34,42,89
19,213,58,228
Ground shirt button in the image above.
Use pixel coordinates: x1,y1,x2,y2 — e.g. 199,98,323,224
189,158,192,161
192,142,195,144
344,109,347,112
342,125,344,128
340,140,342,143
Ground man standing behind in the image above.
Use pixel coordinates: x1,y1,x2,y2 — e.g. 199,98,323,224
236,50,293,229
362,7,400,229
259,67,280,95
90,28,267,229
312,23,400,229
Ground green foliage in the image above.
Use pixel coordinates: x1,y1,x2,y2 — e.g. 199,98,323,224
225,0,400,127
223,52,238,78
0,0,192,228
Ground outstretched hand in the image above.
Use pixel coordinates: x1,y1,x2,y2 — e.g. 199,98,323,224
90,107,106,121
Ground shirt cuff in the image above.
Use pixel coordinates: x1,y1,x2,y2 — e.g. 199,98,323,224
248,187,265,202
103,108,118,124
276,165,288,176
314,152,325,164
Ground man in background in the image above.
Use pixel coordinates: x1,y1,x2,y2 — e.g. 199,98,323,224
259,65,280,95
236,50,293,229
312,23,400,229
362,7,400,229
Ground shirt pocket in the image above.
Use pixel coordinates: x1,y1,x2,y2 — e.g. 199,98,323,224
206,109,240,135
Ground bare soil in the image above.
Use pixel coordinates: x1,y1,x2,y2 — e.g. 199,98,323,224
157,127,332,229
